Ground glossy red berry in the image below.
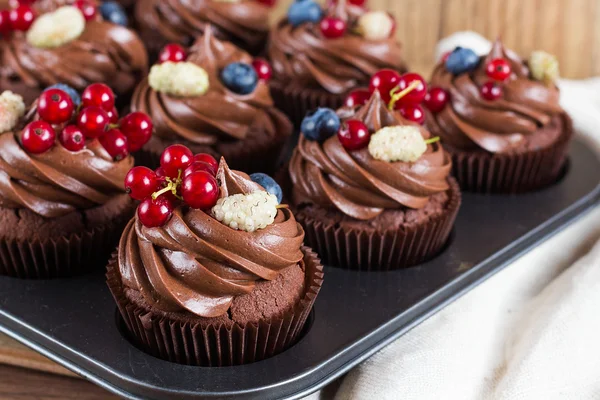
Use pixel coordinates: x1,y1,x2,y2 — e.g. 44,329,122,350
256,0,276,6
158,43,187,63
396,73,428,105
486,58,512,81
424,87,449,113
344,89,371,108
398,104,425,125
160,144,193,178
137,196,174,228
21,121,55,154
82,83,115,111
320,17,346,39
0,10,12,36
183,161,216,178
369,69,401,104
124,166,160,200
120,111,153,152
37,89,74,124
77,106,110,138
59,125,86,152
337,120,370,151
107,107,119,123
9,5,35,31
349,0,366,5
252,58,272,81
155,167,166,179
99,129,128,161
74,0,96,21
181,171,219,210
193,153,218,172
480,81,503,101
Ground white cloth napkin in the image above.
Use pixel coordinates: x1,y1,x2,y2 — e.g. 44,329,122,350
306,33,600,400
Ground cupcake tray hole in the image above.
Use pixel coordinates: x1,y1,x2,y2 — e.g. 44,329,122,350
0,139,599,399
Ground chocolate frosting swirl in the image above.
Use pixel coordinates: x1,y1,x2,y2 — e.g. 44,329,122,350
134,0,269,55
131,27,277,145
268,1,406,94
290,91,452,220
118,160,305,318
427,39,564,154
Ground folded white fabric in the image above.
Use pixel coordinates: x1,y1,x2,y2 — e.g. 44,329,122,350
306,32,600,400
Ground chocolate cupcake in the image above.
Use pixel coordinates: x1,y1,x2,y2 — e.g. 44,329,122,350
425,39,573,193
287,90,461,270
0,0,148,105
130,27,293,174
107,156,323,366
133,0,271,58
267,0,407,126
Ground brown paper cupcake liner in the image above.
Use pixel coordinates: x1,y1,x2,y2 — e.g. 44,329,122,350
107,246,324,367
448,113,574,193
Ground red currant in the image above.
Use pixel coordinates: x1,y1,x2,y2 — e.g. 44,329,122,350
74,0,96,21
158,43,187,63
349,0,366,5
155,167,166,179
486,58,512,81
256,0,276,6
137,196,174,228
99,129,128,161
82,83,115,111
37,89,74,124
120,111,153,152
0,10,12,36
181,171,219,210
59,125,86,152
369,69,401,104
480,81,503,101
398,104,425,125
424,87,449,113
337,120,370,151
252,58,272,81
107,107,119,124
320,17,346,39
193,153,218,172
160,144,193,178
396,73,428,105
124,166,160,200
77,106,110,138
344,89,371,108
183,161,216,178
21,121,55,154
9,5,35,31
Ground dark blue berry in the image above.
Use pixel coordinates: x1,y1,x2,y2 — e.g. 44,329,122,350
44,83,81,106
100,1,128,26
301,108,340,142
287,0,322,27
250,173,283,204
445,47,480,75
220,63,258,95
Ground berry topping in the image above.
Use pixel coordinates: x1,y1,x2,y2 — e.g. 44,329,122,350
82,83,115,111
9,4,35,31
369,69,401,104
395,73,427,105
445,47,480,75
250,173,283,204
74,0,96,21
107,107,119,123
99,128,128,161
158,43,187,63
149,62,209,97
348,0,366,5
44,84,81,106
287,0,322,27
77,106,109,138
320,16,346,39
99,1,127,26
486,58,512,81
357,11,395,41
368,126,430,163
529,50,559,85
252,58,272,81
257,0,277,6
160,144,193,178
398,104,425,125
119,111,153,152
337,119,370,151
301,107,340,142
26,6,83,48
37,88,74,124
344,89,371,108
21,120,55,154
212,191,278,232
181,171,219,210
0,10,12,37
424,87,449,113
124,166,160,200
221,62,258,95
183,161,216,178
137,196,174,228
59,125,85,152
0,90,26,134
193,153,219,172
480,81,503,101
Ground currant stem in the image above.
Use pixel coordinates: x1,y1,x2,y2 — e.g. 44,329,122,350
152,184,173,200
424,136,441,145
388,81,421,111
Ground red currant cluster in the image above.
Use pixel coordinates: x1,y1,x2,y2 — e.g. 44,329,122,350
125,145,221,228
21,83,153,160
480,58,512,101
320,1,394,40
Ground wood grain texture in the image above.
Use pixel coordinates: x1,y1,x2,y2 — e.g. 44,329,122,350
273,0,600,78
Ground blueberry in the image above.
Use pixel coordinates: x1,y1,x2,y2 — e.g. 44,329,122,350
100,1,128,26
301,108,340,142
220,63,258,95
445,47,480,75
44,84,81,106
287,0,322,27
250,173,283,204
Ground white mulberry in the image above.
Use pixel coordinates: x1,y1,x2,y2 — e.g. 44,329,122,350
357,11,394,41
529,51,559,85
0,91,25,134
212,191,278,232
368,126,427,163
148,61,209,97
26,6,85,49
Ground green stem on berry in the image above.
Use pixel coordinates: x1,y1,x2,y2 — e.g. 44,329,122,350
388,81,421,111
108,123,120,130
151,170,184,200
424,136,441,145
